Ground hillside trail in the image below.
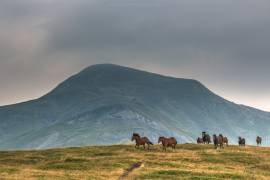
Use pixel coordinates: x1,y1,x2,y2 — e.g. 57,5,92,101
118,161,144,180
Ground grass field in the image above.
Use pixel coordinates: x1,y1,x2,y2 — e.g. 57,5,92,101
1,144,270,179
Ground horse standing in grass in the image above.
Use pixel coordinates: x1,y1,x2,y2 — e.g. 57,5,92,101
202,132,211,144
213,134,224,149
158,136,177,151
238,137,245,146
256,136,262,146
223,137,229,146
197,137,204,144
131,133,153,150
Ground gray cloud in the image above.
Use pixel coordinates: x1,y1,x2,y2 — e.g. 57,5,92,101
1,0,270,110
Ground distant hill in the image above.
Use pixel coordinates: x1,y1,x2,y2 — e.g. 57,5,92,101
0,64,270,150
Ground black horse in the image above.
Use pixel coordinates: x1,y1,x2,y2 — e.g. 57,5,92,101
238,137,245,146
256,136,262,146
202,132,211,144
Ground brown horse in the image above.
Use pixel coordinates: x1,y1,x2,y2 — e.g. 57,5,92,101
223,137,229,146
158,136,177,151
256,136,262,146
197,137,204,144
131,133,153,149
213,134,224,149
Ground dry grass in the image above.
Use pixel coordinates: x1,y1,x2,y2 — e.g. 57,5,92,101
1,144,270,179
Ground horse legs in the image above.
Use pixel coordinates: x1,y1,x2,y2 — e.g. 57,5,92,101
163,145,166,152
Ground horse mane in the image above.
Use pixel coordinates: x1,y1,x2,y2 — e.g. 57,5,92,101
133,133,140,137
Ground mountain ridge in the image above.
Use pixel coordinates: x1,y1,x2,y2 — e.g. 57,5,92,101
0,64,270,150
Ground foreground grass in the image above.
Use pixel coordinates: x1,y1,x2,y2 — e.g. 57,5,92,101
1,144,270,179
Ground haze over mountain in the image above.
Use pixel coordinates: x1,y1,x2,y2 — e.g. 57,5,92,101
0,64,270,150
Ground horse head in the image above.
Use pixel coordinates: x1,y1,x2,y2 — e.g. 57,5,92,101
132,133,140,141
158,136,164,144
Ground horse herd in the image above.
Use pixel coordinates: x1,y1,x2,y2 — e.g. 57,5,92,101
197,132,229,149
197,132,262,149
131,132,263,151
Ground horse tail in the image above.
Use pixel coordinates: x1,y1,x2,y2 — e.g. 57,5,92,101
143,137,153,145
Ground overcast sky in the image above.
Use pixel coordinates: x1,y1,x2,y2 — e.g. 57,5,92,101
1,0,270,111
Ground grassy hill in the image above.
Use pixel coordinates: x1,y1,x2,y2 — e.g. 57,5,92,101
1,144,270,179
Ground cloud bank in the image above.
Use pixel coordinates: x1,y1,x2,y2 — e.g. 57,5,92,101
1,0,270,110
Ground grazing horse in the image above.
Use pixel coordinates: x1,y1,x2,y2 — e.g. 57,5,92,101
223,137,229,146
197,137,204,144
158,136,177,151
256,136,262,146
131,133,153,149
213,134,224,149
202,132,211,144
238,137,245,146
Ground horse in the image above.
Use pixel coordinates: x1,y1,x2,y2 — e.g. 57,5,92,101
223,137,229,146
202,132,211,144
213,134,224,149
256,136,262,146
197,137,204,144
158,136,177,151
238,137,245,146
131,133,153,150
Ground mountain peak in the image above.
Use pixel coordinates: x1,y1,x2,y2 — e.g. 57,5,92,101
81,63,125,71
75,63,201,84
47,63,205,97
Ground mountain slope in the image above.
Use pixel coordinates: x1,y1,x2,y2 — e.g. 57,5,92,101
0,64,270,150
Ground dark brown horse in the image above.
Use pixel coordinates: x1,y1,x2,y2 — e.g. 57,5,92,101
158,136,177,151
256,136,262,146
131,133,153,149
197,137,204,144
202,132,211,144
238,137,245,146
223,137,229,146
213,134,224,149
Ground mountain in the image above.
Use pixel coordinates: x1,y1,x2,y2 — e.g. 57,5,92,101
0,64,270,150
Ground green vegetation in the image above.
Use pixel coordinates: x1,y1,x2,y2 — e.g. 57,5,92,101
0,144,270,179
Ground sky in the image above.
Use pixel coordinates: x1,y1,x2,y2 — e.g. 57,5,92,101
1,0,270,111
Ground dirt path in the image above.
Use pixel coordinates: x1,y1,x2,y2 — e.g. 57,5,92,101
118,161,143,180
